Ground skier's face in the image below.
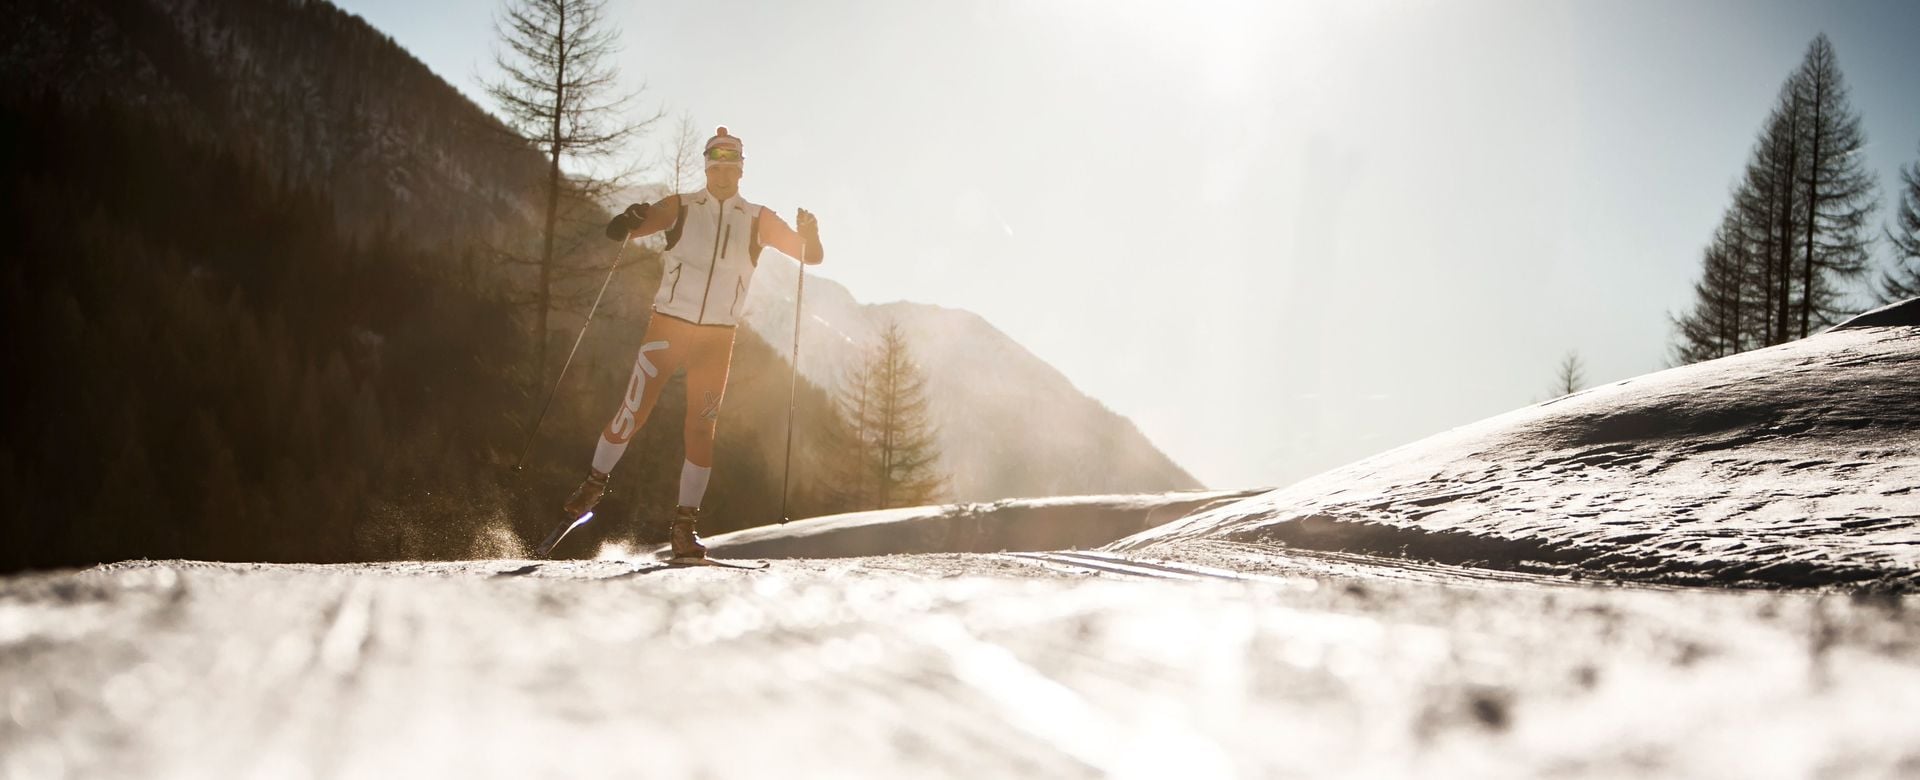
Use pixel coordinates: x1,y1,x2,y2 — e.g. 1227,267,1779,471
704,162,742,196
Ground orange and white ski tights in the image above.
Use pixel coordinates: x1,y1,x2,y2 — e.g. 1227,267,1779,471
590,313,736,489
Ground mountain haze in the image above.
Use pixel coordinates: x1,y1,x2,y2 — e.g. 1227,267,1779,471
743,262,1203,500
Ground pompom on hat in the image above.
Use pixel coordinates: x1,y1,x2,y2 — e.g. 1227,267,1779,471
704,126,744,169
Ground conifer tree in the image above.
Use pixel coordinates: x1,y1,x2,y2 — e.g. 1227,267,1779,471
832,357,878,510
1673,211,1763,362
1672,34,1877,362
1787,34,1877,336
1551,351,1586,397
1876,142,1920,304
837,321,947,509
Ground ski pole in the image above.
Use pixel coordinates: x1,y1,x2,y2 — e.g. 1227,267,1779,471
778,230,807,522
513,238,631,472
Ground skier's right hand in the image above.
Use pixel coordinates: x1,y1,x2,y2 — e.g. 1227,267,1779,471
605,202,650,241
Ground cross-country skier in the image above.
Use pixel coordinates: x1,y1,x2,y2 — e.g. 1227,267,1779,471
538,126,824,560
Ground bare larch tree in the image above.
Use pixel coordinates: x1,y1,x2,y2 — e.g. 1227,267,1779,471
1671,34,1877,363
1552,351,1586,397
485,0,657,379
1788,34,1877,337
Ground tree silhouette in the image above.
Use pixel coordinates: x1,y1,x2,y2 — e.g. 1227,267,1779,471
1672,213,1760,363
1672,34,1877,362
1787,34,1877,336
1551,351,1586,397
1876,140,1920,304
837,320,947,510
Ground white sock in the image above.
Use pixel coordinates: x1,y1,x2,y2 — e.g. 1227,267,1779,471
678,460,712,509
591,436,627,476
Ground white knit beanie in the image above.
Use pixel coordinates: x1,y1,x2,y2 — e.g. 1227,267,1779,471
704,126,744,169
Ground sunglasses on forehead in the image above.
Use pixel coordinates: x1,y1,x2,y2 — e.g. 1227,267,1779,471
704,147,744,163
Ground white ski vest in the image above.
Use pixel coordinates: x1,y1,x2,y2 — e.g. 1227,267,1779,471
653,190,767,327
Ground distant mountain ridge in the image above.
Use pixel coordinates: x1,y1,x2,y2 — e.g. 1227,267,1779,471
742,262,1203,501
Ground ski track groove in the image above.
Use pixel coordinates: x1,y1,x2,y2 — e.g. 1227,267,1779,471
1166,539,1655,591
1000,552,1202,581
999,551,1300,585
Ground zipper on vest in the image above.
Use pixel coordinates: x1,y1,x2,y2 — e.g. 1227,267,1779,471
697,204,730,324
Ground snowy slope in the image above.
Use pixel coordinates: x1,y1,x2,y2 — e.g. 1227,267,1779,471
9,553,1920,778
742,260,1202,501
1113,299,1920,591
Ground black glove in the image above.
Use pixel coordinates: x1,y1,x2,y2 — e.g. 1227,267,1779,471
605,202,650,241
797,207,824,263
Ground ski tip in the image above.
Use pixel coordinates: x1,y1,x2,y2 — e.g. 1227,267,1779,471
533,512,595,559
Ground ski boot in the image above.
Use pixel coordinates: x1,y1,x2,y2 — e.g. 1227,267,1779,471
534,470,610,558
562,470,611,518
667,506,707,562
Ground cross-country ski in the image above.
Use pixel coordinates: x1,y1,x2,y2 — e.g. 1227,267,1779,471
655,557,768,571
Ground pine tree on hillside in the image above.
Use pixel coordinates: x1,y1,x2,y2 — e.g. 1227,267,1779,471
1876,141,1920,304
483,0,658,380
1672,209,1767,362
831,357,879,510
836,321,947,510
1744,100,1801,347
1674,218,1738,363
1672,34,1877,363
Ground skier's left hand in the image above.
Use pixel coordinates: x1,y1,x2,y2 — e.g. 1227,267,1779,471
797,208,824,264
605,202,650,241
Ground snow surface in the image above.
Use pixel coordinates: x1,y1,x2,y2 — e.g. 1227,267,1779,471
3,557,1915,778
1116,300,1920,591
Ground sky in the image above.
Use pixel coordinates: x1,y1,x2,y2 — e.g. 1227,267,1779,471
331,0,1920,490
